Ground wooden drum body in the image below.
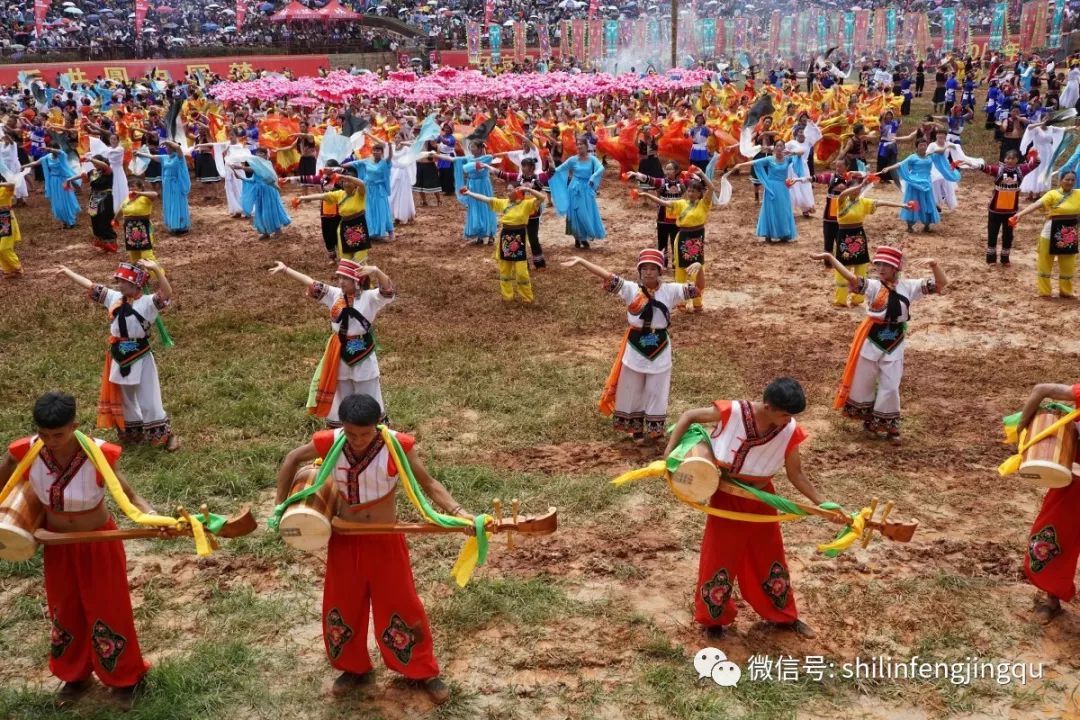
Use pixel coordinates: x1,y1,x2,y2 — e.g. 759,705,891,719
278,467,337,551
0,482,45,562
670,442,720,504
1019,410,1079,488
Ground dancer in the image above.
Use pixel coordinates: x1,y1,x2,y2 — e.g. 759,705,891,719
562,249,703,440
628,162,686,266
967,149,1040,264
878,138,945,233
664,377,834,639
233,149,292,241
814,246,947,443
550,135,607,249
437,140,498,245
56,261,180,450
639,165,720,312
1014,382,1080,624
412,139,443,207
731,142,799,243
25,147,79,229
159,141,191,235
298,168,369,262
269,259,395,425
82,155,118,253
488,156,551,269
461,182,547,303
274,393,471,704
0,392,154,703
1011,169,1080,298
0,178,21,278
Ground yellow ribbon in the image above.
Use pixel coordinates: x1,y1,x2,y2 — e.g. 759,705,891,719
381,427,490,587
816,507,871,555
611,461,804,523
74,432,211,556
998,409,1080,477
0,438,43,506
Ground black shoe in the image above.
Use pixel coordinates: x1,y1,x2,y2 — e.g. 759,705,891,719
1001,254,1011,265
56,678,93,703
331,671,372,697
582,240,590,249
986,252,997,264
421,676,450,705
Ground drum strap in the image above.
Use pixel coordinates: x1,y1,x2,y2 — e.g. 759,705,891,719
999,408,1080,477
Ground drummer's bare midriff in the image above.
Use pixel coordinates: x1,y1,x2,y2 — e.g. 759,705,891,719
335,490,397,524
45,501,110,533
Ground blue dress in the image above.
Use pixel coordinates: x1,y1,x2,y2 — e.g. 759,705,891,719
356,158,393,238
43,154,79,227
161,153,191,232
454,155,497,240
752,156,798,240
240,157,291,236
550,154,606,243
897,154,941,227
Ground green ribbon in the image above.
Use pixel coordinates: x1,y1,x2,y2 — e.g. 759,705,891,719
1003,402,1076,427
267,432,346,531
191,512,227,535
141,283,175,349
667,422,842,518
382,427,490,563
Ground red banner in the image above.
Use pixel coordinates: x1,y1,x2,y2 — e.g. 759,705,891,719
514,21,526,63
484,0,492,25
0,54,330,86
572,19,586,64
589,20,603,62
237,0,246,30
588,0,599,21
715,18,725,56
873,9,886,51
853,10,870,53
560,20,570,59
135,0,148,36
34,0,50,37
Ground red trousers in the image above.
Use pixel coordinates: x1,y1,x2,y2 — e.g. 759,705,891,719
43,519,148,687
1024,478,1080,601
322,533,439,680
695,482,800,627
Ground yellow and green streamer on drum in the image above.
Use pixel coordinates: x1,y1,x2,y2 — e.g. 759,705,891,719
268,427,493,587
998,402,1080,476
0,431,212,556
611,424,867,557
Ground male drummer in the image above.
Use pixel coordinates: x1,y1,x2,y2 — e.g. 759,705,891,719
1016,382,1080,624
0,392,155,704
274,393,474,704
663,377,843,640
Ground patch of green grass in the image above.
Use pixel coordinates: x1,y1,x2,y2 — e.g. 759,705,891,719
0,554,43,579
204,583,295,639
0,641,262,720
639,663,735,719
429,575,582,635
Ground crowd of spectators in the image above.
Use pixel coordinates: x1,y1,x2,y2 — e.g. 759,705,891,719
0,0,1075,63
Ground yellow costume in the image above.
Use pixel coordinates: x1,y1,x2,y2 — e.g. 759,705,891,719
490,197,537,303
1035,188,1080,297
0,185,21,277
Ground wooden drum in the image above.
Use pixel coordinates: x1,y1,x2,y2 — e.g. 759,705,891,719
670,442,720,504
0,482,45,562
278,466,337,551
1019,409,1079,488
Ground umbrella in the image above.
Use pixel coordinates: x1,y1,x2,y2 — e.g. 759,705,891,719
221,8,235,14
503,19,513,25
64,6,83,14
8,43,24,50
223,25,237,32
86,13,100,22
163,22,178,28
168,36,186,44
99,8,113,13
258,2,274,11
206,2,221,7
202,22,220,30
62,1,74,6
144,27,158,32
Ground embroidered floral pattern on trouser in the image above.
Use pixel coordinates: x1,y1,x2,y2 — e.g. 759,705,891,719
43,519,148,687
1024,479,1080,601
612,366,670,438
322,532,439,679
694,484,799,627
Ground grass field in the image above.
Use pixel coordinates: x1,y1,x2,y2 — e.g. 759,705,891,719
1,95,1080,719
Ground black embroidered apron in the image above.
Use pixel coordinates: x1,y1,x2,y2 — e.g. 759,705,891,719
499,226,528,261
338,213,370,254
110,302,152,377
675,227,705,267
1049,216,1079,255
124,217,152,251
627,293,671,360
336,302,376,366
